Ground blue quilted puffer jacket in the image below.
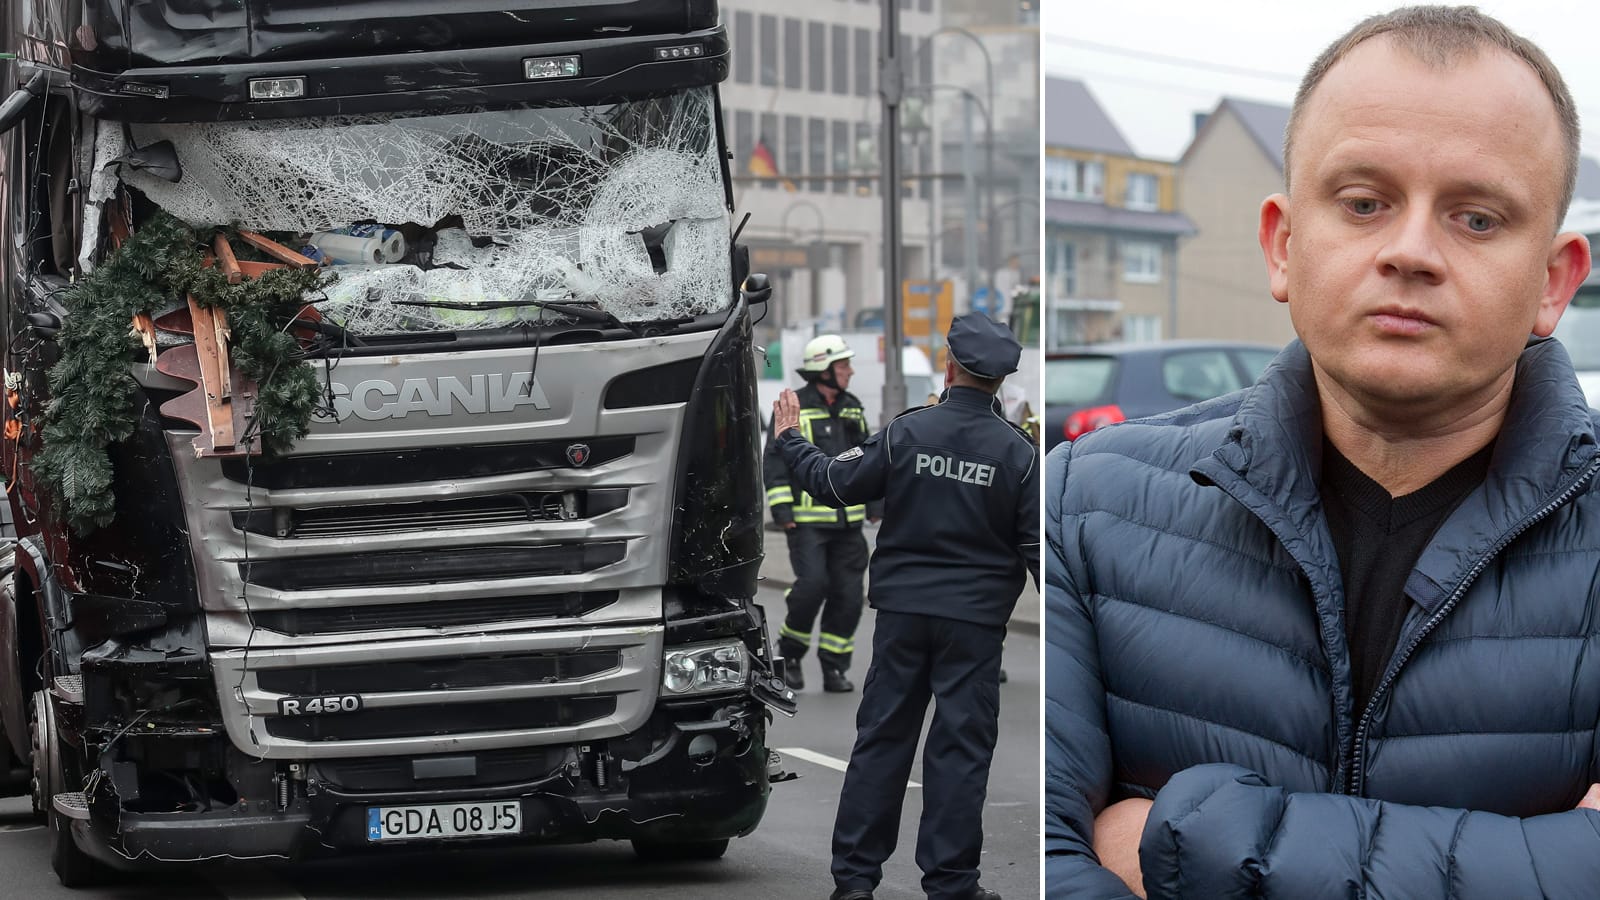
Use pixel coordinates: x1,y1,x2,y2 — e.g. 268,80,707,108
1046,338,1600,900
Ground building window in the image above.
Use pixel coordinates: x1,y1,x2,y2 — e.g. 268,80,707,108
783,19,803,90
733,12,753,84
808,117,827,194
831,25,850,95
831,120,850,195
1125,172,1158,211
1045,157,1106,201
759,15,779,87
1050,238,1076,296
808,22,827,93
760,111,779,186
734,110,754,178
1125,314,1162,343
854,28,873,97
785,115,805,184
1122,241,1162,284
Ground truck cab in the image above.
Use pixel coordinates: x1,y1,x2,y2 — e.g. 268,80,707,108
0,0,789,884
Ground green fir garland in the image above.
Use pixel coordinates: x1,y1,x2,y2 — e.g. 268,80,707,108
33,210,328,534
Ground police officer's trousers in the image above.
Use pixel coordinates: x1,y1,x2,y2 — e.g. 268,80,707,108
779,526,868,672
831,610,1004,900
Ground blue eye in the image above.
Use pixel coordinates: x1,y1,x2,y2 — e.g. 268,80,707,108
1348,198,1380,215
1464,213,1496,233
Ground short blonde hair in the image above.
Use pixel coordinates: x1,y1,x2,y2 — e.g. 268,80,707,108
1285,6,1579,224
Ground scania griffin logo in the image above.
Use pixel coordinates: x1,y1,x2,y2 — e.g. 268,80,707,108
566,444,591,466
329,373,551,421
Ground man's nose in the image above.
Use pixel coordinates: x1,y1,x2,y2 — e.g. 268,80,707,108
1375,206,1446,284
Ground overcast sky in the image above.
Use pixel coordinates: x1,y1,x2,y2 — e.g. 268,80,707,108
1042,2,1600,163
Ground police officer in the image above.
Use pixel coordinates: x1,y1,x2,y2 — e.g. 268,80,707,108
763,334,880,693
771,313,1039,900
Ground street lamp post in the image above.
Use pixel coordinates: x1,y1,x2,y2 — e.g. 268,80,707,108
879,0,906,428
906,28,997,309
780,201,826,324
904,83,993,313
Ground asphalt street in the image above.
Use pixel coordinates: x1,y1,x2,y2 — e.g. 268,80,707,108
0,584,1040,899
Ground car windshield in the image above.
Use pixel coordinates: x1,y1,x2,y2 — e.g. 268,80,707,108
96,88,732,332
1045,356,1115,406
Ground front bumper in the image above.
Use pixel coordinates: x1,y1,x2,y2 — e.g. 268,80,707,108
73,694,769,866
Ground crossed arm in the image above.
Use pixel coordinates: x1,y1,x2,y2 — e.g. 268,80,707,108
1044,445,1600,900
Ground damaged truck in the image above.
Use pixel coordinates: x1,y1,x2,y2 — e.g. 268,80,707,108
0,0,794,885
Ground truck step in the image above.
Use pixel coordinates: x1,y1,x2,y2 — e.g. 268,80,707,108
51,792,90,820
50,676,83,705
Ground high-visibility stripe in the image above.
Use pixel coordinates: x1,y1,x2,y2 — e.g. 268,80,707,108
780,624,813,643
766,486,794,504
818,632,855,653
793,509,845,523
844,507,865,522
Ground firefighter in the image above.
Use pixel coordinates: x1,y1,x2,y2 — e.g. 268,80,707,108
763,334,881,693
771,313,1039,900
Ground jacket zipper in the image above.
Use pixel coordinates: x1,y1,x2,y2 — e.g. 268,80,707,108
1345,454,1600,796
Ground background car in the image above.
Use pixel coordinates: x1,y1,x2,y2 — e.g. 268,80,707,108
1044,340,1282,451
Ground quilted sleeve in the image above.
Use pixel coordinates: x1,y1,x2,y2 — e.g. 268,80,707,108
1143,763,1600,899
1044,442,1142,899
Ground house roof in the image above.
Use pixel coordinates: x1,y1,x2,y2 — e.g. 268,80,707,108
1183,97,1291,171
1045,77,1134,156
1047,198,1196,237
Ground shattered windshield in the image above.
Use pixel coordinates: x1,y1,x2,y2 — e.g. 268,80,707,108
93,88,733,331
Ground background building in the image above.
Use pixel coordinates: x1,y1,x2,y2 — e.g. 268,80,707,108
1044,78,1192,348
1175,97,1296,346
721,0,1039,341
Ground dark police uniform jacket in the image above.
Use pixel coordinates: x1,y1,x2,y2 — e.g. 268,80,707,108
777,385,1039,626
763,383,881,528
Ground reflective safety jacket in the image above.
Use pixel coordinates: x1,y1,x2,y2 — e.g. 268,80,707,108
776,385,1039,625
763,383,879,528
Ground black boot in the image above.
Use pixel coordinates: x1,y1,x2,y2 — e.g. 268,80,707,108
829,889,873,900
783,659,805,691
822,666,854,693
968,888,1001,900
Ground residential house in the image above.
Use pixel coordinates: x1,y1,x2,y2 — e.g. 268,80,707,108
1175,97,1296,346
1044,77,1193,348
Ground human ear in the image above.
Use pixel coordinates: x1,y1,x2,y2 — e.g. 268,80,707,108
1259,193,1292,304
1533,231,1592,337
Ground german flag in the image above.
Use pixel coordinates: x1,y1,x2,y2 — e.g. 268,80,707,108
748,136,796,191
748,136,779,177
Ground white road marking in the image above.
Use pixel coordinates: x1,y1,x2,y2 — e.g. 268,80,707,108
0,823,41,833
777,747,921,788
209,867,306,900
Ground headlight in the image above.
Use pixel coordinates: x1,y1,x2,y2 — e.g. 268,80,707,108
662,641,749,695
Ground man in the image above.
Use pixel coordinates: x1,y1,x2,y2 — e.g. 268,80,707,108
773,313,1038,900
764,334,880,692
1046,8,1600,899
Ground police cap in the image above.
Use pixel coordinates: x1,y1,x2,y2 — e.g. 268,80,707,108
946,313,1021,378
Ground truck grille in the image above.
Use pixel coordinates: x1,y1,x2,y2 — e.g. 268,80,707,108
250,592,619,635
256,650,620,694
232,490,628,538
220,437,635,489
239,542,627,590
266,696,617,742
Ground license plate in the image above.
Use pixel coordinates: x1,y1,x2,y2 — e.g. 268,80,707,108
366,801,522,841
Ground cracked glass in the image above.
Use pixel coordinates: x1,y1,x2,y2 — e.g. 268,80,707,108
92,87,733,331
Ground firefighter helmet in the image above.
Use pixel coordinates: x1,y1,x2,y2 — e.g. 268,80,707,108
799,334,854,372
